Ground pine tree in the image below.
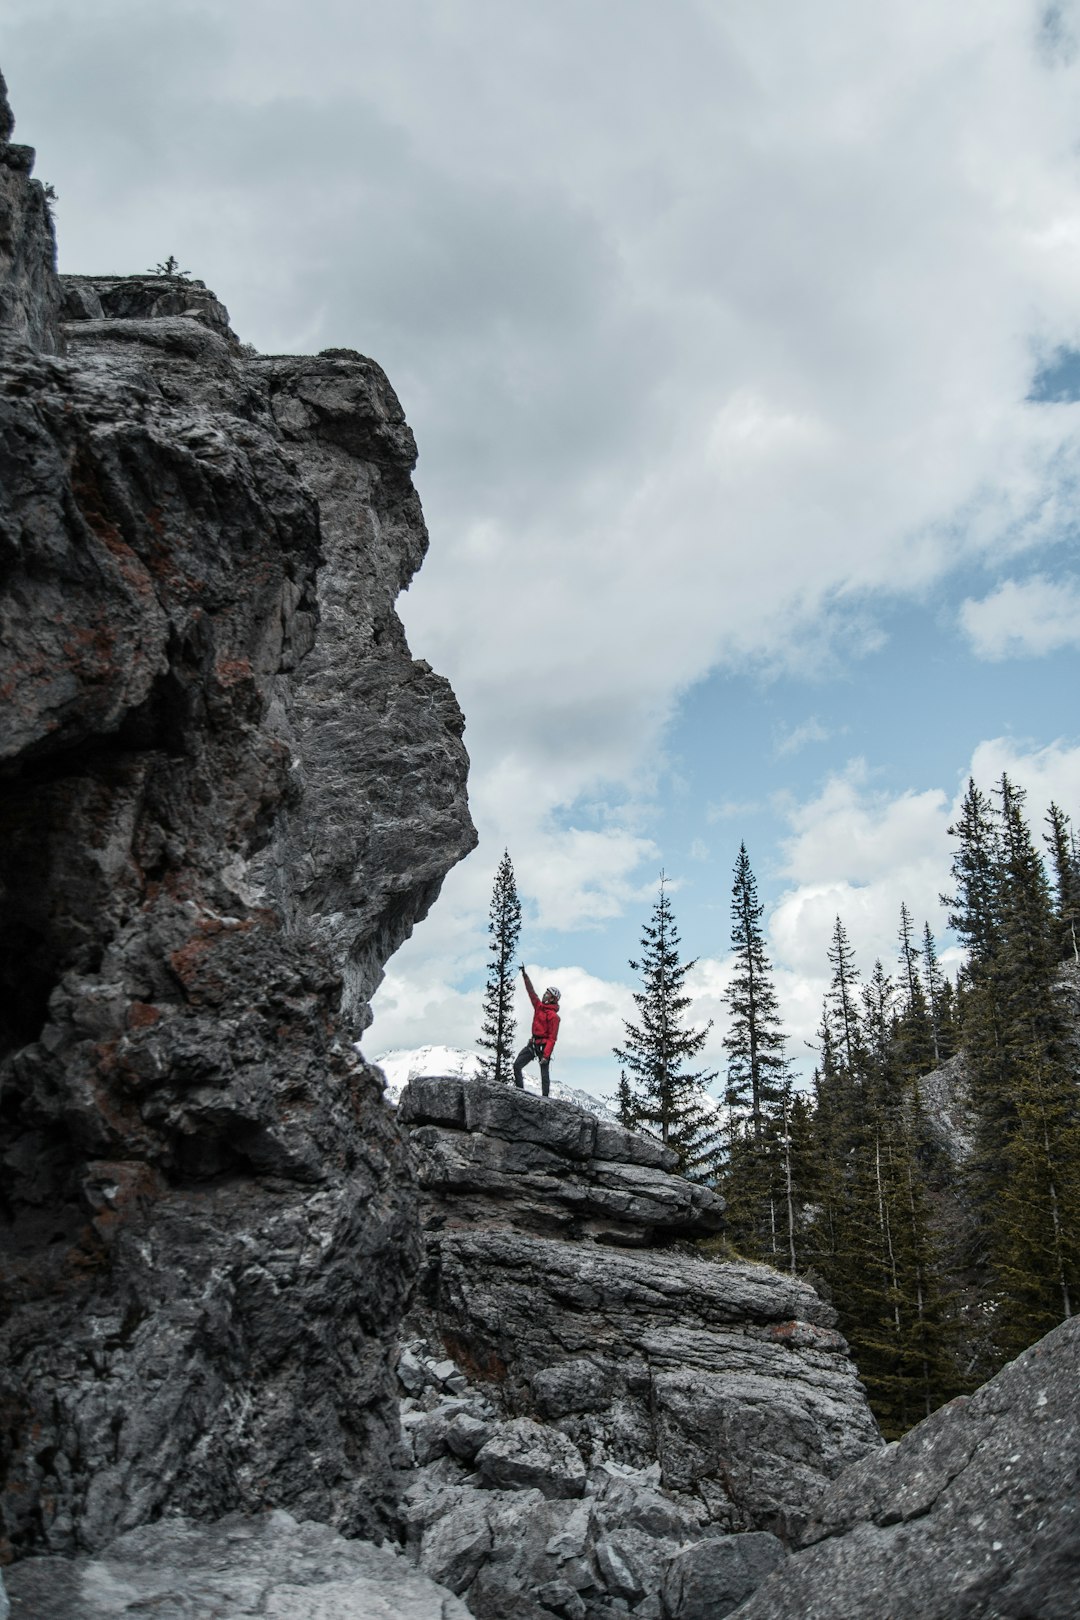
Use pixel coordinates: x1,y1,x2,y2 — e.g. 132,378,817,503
893,905,935,1079
947,776,1080,1364
991,777,1080,1352
921,921,955,1064
722,843,787,1139
477,850,522,1084
614,874,721,1178
826,916,864,1075
945,779,1002,968
861,958,897,1105
945,779,1012,1215
1045,803,1080,965
805,924,959,1435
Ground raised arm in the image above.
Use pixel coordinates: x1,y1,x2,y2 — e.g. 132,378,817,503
520,965,539,1008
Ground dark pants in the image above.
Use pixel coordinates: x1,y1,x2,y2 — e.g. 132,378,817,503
513,1041,551,1096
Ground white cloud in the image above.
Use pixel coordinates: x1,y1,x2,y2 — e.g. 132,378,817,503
8,3,1080,1092
762,737,1080,1057
774,716,832,758
959,573,1080,659
13,0,1080,858
968,734,1080,813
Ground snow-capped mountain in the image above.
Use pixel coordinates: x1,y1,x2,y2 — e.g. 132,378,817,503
371,1044,622,1123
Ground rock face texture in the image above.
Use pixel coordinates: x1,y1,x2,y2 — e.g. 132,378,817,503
2,1510,471,1618
394,1077,882,1616
0,72,60,352
399,1074,726,1244
0,76,475,1559
732,1313,1080,1619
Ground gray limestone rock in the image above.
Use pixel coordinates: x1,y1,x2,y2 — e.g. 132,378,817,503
476,1418,588,1498
0,71,61,351
392,1071,881,1618
731,1313,1080,1619
0,77,474,1557
593,1118,678,1170
416,1227,880,1536
591,1472,710,1543
533,1358,616,1418
418,1493,496,1592
595,1535,645,1602
61,273,237,343
2,1510,471,1618
446,1410,495,1461
246,351,476,1024
470,1493,600,1609
661,1533,785,1619
535,1580,588,1619
401,1076,724,1242
407,1406,464,1466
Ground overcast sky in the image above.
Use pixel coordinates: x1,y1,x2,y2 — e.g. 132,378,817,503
7,0,1080,1097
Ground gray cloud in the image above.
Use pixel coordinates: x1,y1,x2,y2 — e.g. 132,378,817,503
6,0,1080,1062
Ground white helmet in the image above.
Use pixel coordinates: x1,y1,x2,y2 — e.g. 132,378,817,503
543,986,561,1003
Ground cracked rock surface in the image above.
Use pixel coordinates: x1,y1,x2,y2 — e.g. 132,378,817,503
0,72,474,1559
393,1079,882,1616
731,1313,1080,1619
0,70,60,351
399,1075,725,1244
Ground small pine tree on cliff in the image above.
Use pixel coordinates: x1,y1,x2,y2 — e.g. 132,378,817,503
478,850,522,1084
722,843,786,1139
614,874,720,1178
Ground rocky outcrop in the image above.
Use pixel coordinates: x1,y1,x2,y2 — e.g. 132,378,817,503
0,75,475,1559
59,272,236,343
732,1312,1080,1618
0,72,60,352
399,1074,725,1244
393,1077,882,1616
2,1510,471,1618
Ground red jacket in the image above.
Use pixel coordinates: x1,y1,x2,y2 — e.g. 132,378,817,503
523,970,560,1056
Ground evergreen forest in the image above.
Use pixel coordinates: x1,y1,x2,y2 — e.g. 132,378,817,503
616,775,1080,1440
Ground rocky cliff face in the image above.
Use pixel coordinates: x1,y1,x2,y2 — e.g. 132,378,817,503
0,73,475,1560
392,1077,882,1616
0,70,60,352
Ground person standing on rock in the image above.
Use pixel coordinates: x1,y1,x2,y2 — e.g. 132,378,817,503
513,967,560,1096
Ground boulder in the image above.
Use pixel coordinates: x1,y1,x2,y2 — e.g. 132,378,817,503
1,1511,471,1619
446,1410,495,1461
395,1073,879,1619
661,1533,785,1618
476,1418,588,1498
732,1314,1080,1618
534,1580,587,1619
418,1493,495,1593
